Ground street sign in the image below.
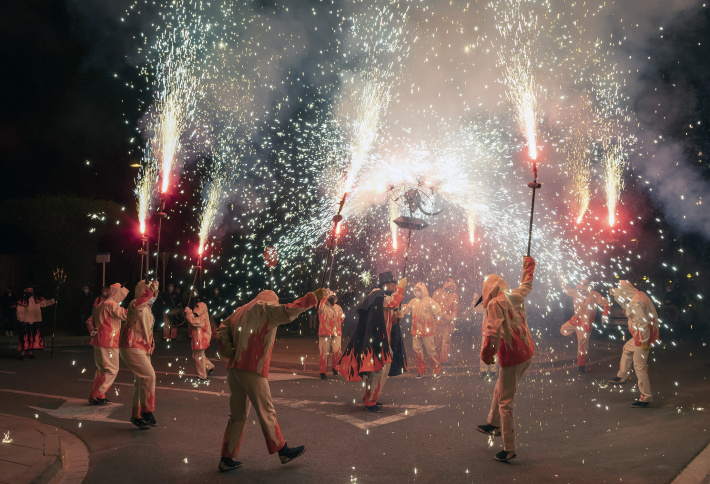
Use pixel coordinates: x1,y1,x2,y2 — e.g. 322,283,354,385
263,247,278,268
96,253,111,263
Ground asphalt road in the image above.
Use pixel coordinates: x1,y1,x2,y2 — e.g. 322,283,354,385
0,335,708,484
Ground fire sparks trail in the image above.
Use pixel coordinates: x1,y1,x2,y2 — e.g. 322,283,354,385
602,136,625,227
135,146,158,235
146,1,206,194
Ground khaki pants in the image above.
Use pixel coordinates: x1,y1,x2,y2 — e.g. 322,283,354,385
119,348,156,417
560,319,590,367
479,334,499,374
90,346,119,400
318,335,342,374
412,335,441,375
193,349,215,379
617,338,652,402
488,359,531,453
221,368,285,458
434,324,452,363
364,362,391,407
162,314,177,340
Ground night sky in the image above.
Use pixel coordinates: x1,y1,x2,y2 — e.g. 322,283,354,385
2,0,710,308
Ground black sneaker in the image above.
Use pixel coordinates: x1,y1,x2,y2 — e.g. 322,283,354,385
28,354,36,359
630,400,650,408
141,412,157,427
320,373,328,380
608,377,626,385
494,450,516,462
218,457,242,472
89,397,110,405
130,417,150,430
332,369,339,376
416,373,424,379
208,367,214,377
365,405,383,413
476,423,501,436
278,443,306,464
578,366,586,374
375,401,383,407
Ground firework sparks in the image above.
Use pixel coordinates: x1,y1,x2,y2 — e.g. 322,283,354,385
602,136,625,227
135,146,158,234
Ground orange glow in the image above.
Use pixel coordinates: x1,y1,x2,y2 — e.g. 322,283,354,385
198,241,204,255
139,219,146,235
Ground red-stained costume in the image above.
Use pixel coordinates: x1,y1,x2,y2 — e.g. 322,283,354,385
186,302,215,379
611,280,659,402
480,257,535,454
432,278,458,363
560,281,610,368
318,292,344,374
216,290,316,459
119,280,158,418
401,282,442,376
15,290,55,354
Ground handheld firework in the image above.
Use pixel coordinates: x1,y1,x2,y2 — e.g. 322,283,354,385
154,198,167,281
317,193,347,310
50,267,66,359
186,245,203,308
526,160,542,257
138,235,150,281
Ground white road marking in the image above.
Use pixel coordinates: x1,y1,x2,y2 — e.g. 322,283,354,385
0,388,127,424
271,398,445,430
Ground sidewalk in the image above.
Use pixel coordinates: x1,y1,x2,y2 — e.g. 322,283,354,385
0,414,89,484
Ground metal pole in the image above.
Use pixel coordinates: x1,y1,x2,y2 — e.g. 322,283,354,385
270,267,274,291
402,228,413,278
102,262,106,287
319,193,347,290
526,162,541,257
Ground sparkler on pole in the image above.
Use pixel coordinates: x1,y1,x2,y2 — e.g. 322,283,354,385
526,160,541,257
187,246,203,308
154,199,167,281
319,193,347,292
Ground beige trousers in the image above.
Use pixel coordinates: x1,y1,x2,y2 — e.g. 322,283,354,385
364,362,391,407
617,338,653,402
318,335,342,374
412,335,441,375
560,320,590,367
488,359,531,453
90,346,119,400
434,324,452,363
119,348,156,417
193,349,215,379
221,368,285,458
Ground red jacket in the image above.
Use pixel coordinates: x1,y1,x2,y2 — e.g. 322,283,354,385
216,291,316,378
481,257,536,367
186,302,212,350
119,281,156,353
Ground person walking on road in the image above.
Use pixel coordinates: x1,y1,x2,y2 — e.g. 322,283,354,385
318,290,344,380
215,287,325,472
558,277,610,373
607,280,659,408
15,285,55,360
475,257,536,462
185,302,215,380
432,278,458,365
399,282,442,378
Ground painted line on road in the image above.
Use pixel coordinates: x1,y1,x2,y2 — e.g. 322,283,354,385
0,371,17,374
0,388,128,424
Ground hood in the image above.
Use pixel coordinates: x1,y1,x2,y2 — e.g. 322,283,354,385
108,283,129,304
611,280,639,310
254,290,279,306
135,280,150,298
413,282,429,299
481,274,509,308
443,278,457,292
193,302,208,317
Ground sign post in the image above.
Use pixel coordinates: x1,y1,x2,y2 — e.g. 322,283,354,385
263,247,278,291
96,253,110,287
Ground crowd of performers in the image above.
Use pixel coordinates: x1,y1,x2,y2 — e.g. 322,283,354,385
8,254,660,470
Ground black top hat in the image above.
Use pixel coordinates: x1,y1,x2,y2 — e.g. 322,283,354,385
378,271,396,287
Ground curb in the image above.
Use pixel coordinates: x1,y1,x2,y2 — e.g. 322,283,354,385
672,439,710,484
0,413,90,484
